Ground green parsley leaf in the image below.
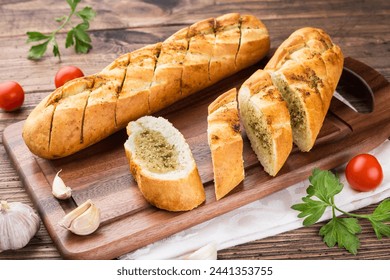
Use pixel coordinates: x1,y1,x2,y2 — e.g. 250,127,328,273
67,0,81,12
75,37,92,54
76,21,89,30
26,0,95,60
371,198,390,222
73,23,92,43
319,217,361,255
26,31,49,43
53,41,60,58
76,6,96,22
65,29,75,48
368,198,390,239
27,40,50,60
307,168,343,204
369,219,390,239
292,168,389,255
291,196,328,226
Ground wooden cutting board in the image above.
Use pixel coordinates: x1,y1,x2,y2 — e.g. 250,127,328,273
3,57,390,259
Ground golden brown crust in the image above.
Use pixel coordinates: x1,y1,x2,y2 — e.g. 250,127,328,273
23,13,270,159
235,15,270,71
22,94,55,159
209,13,241,83
136,166,205,211
265,27,334,71
207,88,244,200
49,91,89,157
117,44,159,127
181,18,215,97
149,37,186,113
322,45,344,90
207,87,237,115
265,27,344,152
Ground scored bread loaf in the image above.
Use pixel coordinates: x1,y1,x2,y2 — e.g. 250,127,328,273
23,13,270,159
238,70,292,176
264,27,344,152
207,88,244,200
238,27,343,176
124,116,205,211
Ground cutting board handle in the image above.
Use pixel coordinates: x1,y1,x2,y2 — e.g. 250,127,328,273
330,57,390,131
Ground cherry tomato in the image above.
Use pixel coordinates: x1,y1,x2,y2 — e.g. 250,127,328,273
0,81,25,111
345,154,383,192
54,66,84,88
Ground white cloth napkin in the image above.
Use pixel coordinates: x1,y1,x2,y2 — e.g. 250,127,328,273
120,140,390,260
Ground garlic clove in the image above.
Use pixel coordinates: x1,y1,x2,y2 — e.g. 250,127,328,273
59,199,100,236
68,203,100,235
183,242,218,260
58,199,92,228
0,200,40,253
52,170,72,200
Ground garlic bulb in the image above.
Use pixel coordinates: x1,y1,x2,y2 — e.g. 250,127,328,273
59,199,100,236
0,200,40,252
52,169,72,200
183,242,218,260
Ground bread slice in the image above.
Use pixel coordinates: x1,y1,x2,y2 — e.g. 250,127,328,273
265,27,344,151
124,116,205,211
238,70,292,176
207,88,244,200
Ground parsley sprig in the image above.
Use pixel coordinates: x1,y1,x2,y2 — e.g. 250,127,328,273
26,0,96,60
292,168,390,255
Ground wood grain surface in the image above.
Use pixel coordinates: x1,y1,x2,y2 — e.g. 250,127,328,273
3,57,389,259
0,0,389,259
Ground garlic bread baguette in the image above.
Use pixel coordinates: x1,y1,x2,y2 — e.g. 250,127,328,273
238,70,292,176
23,13,270,159
265,27,344,152
124,116,205,211
207,88,244,200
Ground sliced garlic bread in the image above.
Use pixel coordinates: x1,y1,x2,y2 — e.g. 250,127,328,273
265,27,344,151
207,88,245,200
238,70,292,176
124,116,205,211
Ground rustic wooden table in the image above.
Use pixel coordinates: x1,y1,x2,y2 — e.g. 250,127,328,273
0,0,389,260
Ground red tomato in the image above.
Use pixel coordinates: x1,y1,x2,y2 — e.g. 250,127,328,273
0,81,25,111
55,66,84,88
345,154,383,192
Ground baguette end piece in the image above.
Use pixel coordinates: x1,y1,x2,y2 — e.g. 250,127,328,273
22,94,56,159
265,27,344,152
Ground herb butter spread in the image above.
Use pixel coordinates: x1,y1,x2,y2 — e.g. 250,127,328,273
247,105,272,155
134,129,179,173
